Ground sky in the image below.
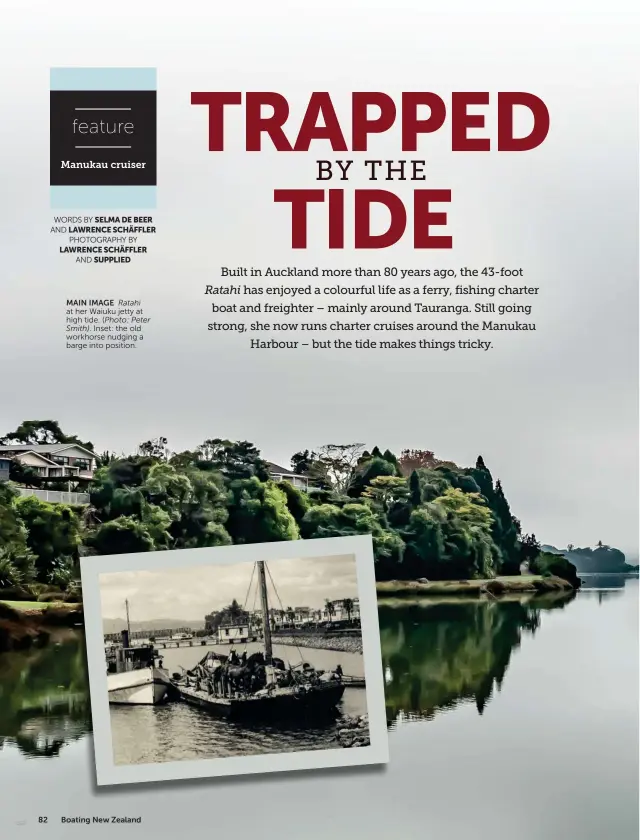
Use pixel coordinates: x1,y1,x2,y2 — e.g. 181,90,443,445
0,19,637,557
99,553,358,621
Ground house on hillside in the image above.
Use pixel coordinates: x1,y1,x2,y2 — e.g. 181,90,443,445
266,461,309,491
0,443,99,481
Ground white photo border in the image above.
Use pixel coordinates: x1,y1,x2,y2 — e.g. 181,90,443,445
81,534,389,786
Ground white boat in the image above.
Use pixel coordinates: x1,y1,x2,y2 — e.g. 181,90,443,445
106,599,172,706
108,665,172,705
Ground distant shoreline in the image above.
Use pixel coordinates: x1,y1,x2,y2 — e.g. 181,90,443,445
376,575,576,597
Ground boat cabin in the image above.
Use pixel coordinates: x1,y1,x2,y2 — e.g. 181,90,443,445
105,631,162,675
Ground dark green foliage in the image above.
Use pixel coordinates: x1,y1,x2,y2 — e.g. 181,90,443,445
0,419,93,450
531,551,580,587
87,517,156,554
0,420,563,588
349,457,398,497
15,497,82,582
409,470,422,506
225,478,299,543
276,479,310,525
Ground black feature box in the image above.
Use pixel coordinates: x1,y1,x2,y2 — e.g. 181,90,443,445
50,90,156,186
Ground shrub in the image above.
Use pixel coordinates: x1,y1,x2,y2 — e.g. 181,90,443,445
531,551,580,588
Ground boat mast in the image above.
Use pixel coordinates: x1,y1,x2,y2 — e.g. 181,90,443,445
125,599,131,640
257,561,273,665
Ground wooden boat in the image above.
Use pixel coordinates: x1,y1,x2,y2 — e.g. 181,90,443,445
173,561,347,721
106,601,172,706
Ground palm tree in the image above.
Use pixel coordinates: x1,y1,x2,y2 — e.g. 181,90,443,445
285,607,295,626
325,598,336,622
342,597,354,624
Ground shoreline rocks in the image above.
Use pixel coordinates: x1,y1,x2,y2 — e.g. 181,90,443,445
272,634,363,654
336,714,370,748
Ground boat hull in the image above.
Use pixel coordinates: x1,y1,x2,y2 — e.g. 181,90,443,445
108,667,171,706
176,681,346,721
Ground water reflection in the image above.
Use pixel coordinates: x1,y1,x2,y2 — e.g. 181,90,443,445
0,630,90,758
379,592,576,725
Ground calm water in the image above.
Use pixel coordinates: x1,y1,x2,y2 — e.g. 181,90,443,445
0,575,637,840
111,643,367,764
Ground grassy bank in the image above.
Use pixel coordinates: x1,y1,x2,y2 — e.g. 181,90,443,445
0,600,68,612
376,575,575,597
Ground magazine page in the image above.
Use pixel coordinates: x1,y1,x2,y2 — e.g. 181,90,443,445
1,1,638,837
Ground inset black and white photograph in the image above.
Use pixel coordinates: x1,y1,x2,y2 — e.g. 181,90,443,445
81,535,388,785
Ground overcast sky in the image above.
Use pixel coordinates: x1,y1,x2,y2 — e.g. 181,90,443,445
99,554,358,621
0,41,636,556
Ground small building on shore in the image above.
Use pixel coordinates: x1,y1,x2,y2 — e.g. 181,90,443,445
217,623,250,644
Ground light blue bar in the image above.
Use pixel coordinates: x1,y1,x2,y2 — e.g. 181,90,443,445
50,186,156,209
50,68,156,91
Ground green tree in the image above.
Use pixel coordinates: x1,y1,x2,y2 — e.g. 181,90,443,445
349,456,398,497
275,479,310,526
0,484,36,581
87,517,156,554
0,420,92,450
15,496,83,582
198,439,269,480
362,475,408,512
226,478,299,543
409,470,422,506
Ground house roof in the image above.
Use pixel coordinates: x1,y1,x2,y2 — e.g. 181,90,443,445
6,449,60,467
266,461,306,478
0,443,97,458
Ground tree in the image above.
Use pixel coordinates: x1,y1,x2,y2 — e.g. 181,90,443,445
409,470,422,506
290,450,315,475
566,543,574,552
349,456,398,497
198,439,269,480
520,533,542,564
138,437,169,460
0,483,36,581
276,479,310,525
0,420,93,450
315,443,366,494
362,475,408,512
15,496,83,582
86,517,156,554
342,597,354,624
325,599,336,622
399,449,440,476
225,478,299,543
286,607,295,624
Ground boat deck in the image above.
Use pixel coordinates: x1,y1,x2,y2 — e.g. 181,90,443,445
175,679,346,721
